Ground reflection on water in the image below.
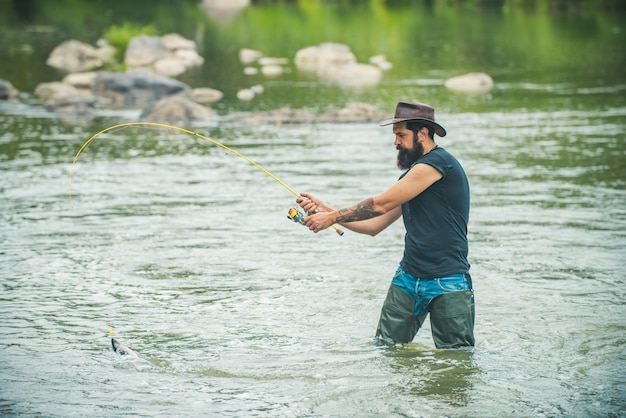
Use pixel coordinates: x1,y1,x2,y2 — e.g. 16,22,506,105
386,346,477,408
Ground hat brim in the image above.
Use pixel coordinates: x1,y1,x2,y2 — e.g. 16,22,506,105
379,117,447,137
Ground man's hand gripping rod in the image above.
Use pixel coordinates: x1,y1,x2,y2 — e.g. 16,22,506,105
287,207,344,236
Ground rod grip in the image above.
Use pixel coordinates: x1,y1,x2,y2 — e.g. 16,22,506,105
332,225,344,236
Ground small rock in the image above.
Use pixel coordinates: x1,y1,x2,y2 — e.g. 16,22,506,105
261,65,284,77
258,57,289,66
62,72,98,91
239,48,263,64
294,43,356,74
202,0,251,21
369,55,393,71
190,87,224,104
236,89,255,101
249,85,264,94
0,79,19,100
175,49,204,67
243,67,259,75
161,33,197,50
319,63,382,88
154,57,188,77
444,72,494,94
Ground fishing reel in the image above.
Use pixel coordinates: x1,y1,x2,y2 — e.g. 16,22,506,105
286,207,344,235
287,207,306,226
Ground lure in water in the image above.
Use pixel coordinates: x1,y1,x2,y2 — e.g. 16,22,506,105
108,327,139,358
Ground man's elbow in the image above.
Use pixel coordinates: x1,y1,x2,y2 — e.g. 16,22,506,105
374,200,397,216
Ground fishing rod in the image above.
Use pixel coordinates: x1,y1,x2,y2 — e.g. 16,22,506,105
68,121,344,236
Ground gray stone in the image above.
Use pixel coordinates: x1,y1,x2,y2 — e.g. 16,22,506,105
318,63,382,88
295,43,356,74
190,87,224,104
140,96,216,122
46,39,104,73
125,35,169,68
294,43,382,87
93,70,190,108
34,81,96,117
0,79,19,100
34,81,86,103
444,72,494,94
125,34,204,77
202,0,250,21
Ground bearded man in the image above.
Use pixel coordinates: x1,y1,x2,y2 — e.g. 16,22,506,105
297,101,475,348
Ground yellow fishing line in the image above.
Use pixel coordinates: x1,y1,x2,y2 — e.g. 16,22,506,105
68,122,344,235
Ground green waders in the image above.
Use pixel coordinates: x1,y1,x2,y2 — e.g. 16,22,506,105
375,284,475,348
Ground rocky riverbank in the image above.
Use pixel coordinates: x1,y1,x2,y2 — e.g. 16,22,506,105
0,30,492,124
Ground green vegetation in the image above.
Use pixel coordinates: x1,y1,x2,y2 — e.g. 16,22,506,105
102,22,159,64
0,0,623,109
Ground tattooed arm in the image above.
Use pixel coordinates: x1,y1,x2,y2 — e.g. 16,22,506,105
303,196,397,234
336,197,381,222
302,162,442,234
297,192,401,236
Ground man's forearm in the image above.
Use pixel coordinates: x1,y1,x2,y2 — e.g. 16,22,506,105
336,197,383,223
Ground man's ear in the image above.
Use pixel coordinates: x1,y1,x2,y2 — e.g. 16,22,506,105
417,127,428,142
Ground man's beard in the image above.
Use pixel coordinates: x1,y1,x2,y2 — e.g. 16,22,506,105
397,140,424,170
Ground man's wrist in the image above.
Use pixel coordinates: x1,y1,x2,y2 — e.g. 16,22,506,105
331,209,341,224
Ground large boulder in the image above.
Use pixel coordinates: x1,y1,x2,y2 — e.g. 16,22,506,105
46,39,113,73
34,81,79,102
294,43,382,88
125,35,170,68
125,34,204,77
93,69,190,108
295,43,356,74
34,81,96,116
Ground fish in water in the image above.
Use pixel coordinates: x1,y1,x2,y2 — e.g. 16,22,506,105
108,327,139,358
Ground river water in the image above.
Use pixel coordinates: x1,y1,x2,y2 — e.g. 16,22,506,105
1,2,626,417
2,103,625,417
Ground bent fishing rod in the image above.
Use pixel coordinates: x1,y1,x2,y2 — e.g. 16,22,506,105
68,121,344,236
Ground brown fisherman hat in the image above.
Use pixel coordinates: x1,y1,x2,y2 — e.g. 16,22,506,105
379,101,447,137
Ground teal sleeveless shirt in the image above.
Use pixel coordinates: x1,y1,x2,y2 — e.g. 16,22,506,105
399,146,470,278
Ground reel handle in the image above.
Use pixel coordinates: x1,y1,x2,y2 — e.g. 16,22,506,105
287,208,344,236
